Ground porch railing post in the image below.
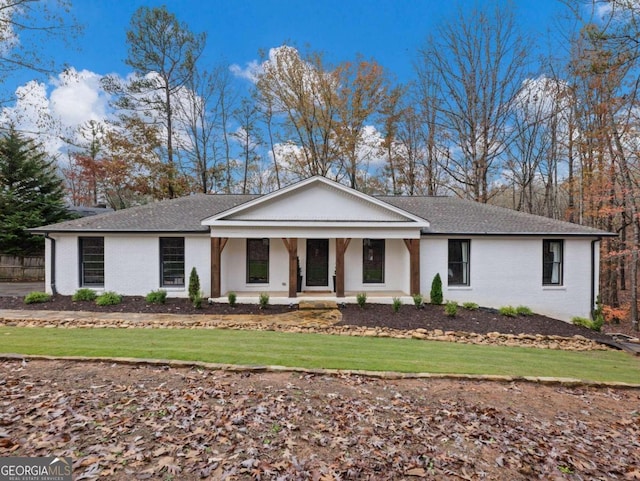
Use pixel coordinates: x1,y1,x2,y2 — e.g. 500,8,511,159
211,237,221,298
335,238,350,297
409,239,421,295
283,238,298,298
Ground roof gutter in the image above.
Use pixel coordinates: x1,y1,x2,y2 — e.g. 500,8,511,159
591,237,601,320
44,233,57,296
420,230,617,237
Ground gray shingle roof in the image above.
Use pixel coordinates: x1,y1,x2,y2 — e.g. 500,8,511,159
379,196,613,236
32,191,613,237
32,194,258,233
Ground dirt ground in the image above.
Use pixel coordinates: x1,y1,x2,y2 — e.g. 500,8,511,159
1,359,639,480
1,294,639,479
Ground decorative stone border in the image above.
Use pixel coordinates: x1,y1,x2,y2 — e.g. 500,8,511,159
1,354,638,389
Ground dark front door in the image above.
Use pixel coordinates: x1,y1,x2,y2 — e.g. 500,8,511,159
306,239,329,287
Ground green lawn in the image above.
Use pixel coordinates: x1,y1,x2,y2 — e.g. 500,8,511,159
2,327,639,384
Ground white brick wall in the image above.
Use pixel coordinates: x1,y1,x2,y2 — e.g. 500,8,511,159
46,232,600,321
49,233,210,297
421,236,599,321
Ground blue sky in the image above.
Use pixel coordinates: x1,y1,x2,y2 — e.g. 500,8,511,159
11,0,571,90
1,0,579,157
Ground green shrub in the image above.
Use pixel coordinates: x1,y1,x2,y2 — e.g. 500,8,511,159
193,291,203,309
572,316,603,332
96,291,122,306
462,302,479,311
499,305,517,317
145,290,167,304
24,291,51,304
72,288,97,302
592,315,604,332
593,297,605,329
516,305,533,316
356,292,367,308
259,292,269,309
445,301,458,317
392,297,402,313
228,291,237,307
572,316,590,328
188,267,200,302
430,273,443,305
412,293,424,309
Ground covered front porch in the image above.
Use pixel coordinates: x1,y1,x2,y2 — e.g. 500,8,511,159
209,236,421,299
201,177,429,301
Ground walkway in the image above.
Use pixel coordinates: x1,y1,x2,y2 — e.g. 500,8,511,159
0,282,44,297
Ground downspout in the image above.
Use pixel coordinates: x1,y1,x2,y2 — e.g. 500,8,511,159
590,238,600,319
44,233,57,295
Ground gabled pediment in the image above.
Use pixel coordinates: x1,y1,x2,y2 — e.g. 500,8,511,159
201,176,429,227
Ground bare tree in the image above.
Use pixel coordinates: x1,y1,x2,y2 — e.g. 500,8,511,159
256,92,281,189
413,65,447,196
232,98,263,194
379,85,405,194
416,2,529,202
174,64,238,193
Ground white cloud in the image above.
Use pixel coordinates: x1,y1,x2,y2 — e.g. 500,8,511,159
230,60,262,83
0,80,65,154
356,125,385,167
49,68,110,127
0,67,112,156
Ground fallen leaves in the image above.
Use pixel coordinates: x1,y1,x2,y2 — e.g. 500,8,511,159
0,360,639,480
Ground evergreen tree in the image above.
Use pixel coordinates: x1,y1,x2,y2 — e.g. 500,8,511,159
430,273,443,305
0,128,70,255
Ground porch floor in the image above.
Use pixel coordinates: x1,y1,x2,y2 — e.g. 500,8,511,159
209,291,412,306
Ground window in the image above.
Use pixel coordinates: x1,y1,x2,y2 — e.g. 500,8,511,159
247,238,269,283
363,239,385,283
448,239,470,286
543,240,563,285
160,237,185,287
79,237,104,287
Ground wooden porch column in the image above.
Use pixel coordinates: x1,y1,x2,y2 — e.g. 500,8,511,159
404,238,421,295
281,238,298,298
210,237,228,298
335,238,351,298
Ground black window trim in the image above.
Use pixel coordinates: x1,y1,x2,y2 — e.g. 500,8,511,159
362,238,385,284
448,239,470,286
79,236,104,287
542,239,564,286
160,237,185,288
246,238,270,284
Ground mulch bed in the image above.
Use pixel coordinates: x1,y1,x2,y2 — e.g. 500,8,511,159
0,294,618,344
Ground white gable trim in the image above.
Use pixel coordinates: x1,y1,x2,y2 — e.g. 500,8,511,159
201,176,430,229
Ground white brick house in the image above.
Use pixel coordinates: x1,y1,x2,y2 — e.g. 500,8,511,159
32,176,614,321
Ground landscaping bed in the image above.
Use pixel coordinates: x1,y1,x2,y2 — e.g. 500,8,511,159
0,294,627,343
